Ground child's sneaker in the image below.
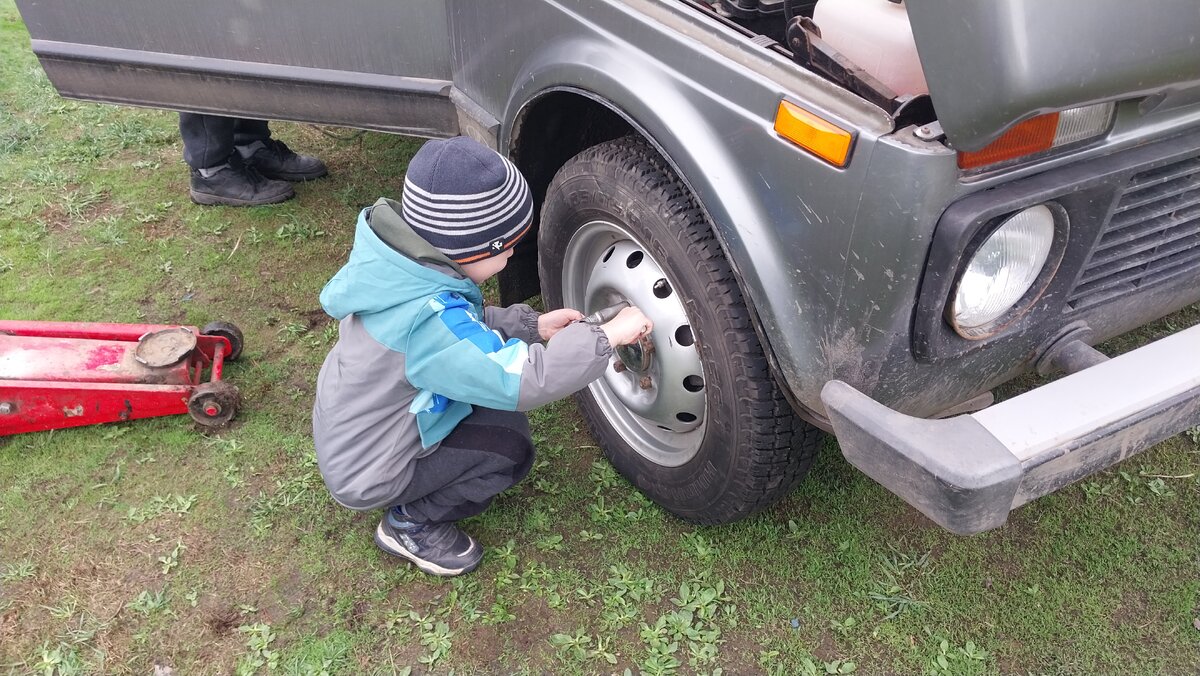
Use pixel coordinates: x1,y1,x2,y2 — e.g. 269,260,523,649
374,508,483,577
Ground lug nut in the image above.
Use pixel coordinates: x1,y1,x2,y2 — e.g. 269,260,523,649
0,402,12,415
639,376,653,390
613,361,626,373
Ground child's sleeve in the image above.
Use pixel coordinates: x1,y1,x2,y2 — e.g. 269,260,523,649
406,293,612,412
482,303,542,343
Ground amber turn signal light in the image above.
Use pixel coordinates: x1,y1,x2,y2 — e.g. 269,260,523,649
957,114,1059,170
958,102,1116,170
774,100,854,167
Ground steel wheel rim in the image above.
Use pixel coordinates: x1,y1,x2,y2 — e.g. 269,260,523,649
562,219,707,466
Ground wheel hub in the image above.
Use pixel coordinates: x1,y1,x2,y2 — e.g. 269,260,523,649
563,221,707,467
615,338,652,373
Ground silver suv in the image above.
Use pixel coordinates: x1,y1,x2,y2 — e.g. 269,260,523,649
17,0,1200,533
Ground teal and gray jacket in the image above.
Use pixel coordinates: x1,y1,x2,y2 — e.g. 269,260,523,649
312,198,613,510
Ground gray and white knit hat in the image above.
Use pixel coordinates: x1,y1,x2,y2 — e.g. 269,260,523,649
401,136,534,264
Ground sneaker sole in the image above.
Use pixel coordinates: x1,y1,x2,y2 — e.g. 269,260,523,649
189,188,294,207
260,168,329,182
373,521,481,577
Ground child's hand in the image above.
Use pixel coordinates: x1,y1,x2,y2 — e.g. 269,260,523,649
601,307,654,346
538,308,584,340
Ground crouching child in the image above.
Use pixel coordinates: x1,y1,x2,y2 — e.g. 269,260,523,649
313,136,652,576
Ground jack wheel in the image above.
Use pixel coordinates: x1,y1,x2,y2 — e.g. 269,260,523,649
201,321,244,362
188,381,240,427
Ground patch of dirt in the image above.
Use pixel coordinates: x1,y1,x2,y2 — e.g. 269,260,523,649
300,308,331,330
809,628,840,660
286,372,315,397
36,187,120,234
1110,589,1157,628
384,578,445,614
772,493,831,527
877,502,939,536
348,599,369,630
37,202,70,232
135,210,186,241
726,623,876,674
0,546,140,666
203,602,241,637
272,568,310,615
993,639,1031,675
977,515,1038,582
719,633,772,669
454,597,558,669
452,623,506,667
86,196,121,222
0,603,22,648
507,597,556,655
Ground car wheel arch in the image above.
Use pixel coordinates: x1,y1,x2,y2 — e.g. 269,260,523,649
503,85,747,299
501,85,814,424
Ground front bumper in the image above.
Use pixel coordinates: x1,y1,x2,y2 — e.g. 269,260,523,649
821,323,1200,535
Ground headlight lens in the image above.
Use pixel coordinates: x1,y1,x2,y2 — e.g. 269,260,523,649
952,205,1057,336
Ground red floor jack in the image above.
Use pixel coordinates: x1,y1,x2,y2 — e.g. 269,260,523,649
0,320,244,436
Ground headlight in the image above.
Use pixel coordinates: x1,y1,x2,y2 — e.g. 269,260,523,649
951,205,1058,337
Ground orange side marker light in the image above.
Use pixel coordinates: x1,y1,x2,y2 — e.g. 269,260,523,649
774,100,854,167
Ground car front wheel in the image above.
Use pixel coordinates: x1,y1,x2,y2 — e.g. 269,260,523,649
538,136,822,524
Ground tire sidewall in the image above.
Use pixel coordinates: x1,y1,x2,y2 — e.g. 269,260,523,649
539,149,757,520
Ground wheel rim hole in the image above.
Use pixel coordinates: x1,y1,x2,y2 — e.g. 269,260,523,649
676,412,697,423
683,375,704,392
602,246,615,263
652,278,672,299
675,325,694,347
626,251,644,268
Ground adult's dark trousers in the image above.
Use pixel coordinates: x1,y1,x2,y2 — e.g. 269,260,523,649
392,407,536,524
178,113,272,170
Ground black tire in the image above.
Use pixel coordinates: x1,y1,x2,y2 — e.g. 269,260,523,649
188,381,240,428
538,136,822,524
201,321,244,362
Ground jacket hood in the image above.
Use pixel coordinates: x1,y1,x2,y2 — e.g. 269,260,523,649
319,200,481,323
365,197,468,276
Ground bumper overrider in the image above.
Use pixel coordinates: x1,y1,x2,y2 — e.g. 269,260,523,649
822,323,1200,535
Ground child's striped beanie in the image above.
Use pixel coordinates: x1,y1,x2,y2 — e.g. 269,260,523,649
401,136,534,264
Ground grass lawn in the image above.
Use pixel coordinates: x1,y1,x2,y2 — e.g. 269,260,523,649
2,3,1199,674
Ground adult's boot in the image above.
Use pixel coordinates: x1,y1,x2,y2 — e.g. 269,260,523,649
189,155,295,207
242,139,328,182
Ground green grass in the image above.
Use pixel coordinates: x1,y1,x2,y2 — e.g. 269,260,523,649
2,2,1200,673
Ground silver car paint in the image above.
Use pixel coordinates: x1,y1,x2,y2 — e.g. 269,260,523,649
19,0,452,78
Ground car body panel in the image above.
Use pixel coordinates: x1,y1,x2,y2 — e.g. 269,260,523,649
18,0,458,136
906,0,1200,151
17,0,451,77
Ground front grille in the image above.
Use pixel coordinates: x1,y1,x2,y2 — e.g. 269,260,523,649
1067,155,1200,310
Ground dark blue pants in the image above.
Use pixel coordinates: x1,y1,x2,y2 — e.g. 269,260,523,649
392,408,535,524
178,113,272,170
